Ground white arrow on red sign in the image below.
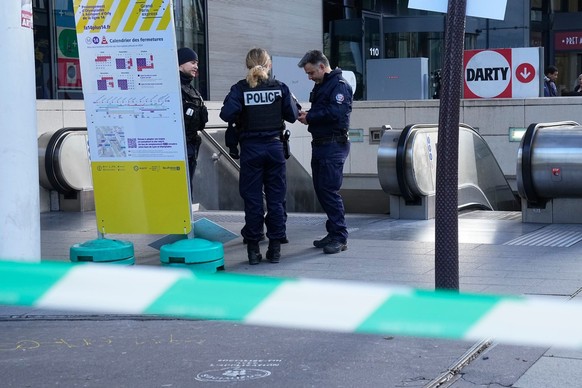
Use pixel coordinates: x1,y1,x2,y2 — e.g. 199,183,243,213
515,63,536,83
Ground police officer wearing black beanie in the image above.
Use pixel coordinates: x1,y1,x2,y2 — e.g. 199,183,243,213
178,47,208,195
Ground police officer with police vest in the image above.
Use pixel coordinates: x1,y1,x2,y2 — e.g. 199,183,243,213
220,48,299,265
297,50,352,254
178,47,208,192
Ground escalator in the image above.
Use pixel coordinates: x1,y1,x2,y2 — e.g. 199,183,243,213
377,123,519,219
38,126,320,213
194,126,320,212
38,127,92,195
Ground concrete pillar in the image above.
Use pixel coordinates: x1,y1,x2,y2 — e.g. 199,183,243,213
0,1,41,262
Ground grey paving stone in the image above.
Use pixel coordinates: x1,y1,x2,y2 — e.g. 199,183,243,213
3,209,582,387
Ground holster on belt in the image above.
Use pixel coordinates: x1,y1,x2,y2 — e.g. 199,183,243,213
281,129,291,159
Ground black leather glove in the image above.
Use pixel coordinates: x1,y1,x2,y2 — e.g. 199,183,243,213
229,147,240,159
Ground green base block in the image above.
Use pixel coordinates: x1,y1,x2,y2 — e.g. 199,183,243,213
70,239,135,263
160,238,224,265
161,258,225,272
72,257,136,266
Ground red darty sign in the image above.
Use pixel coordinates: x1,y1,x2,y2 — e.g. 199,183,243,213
464,48,542,98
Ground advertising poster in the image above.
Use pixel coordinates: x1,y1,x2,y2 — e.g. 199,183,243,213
73,0,191,234
56,1,82,89
21,0,33,28
463,48,541,98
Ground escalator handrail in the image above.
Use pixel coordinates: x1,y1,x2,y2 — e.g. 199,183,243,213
44,127,88,194
395,124,417,201
200,125,240,172
519,121,579,204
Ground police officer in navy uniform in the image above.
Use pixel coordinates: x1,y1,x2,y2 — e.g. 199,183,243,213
297,50,352,254
220,48,299,265
178,47,208,192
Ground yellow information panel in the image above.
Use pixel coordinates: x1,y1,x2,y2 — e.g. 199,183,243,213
92,161,190,234
73,0,192,234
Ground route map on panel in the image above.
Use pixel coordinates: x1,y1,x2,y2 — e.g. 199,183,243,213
91,94,172,119
95,126,127,158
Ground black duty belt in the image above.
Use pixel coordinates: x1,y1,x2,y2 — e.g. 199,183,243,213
311,135,349,146
240,136,280,143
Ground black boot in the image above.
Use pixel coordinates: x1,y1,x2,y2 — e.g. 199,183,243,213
247,242,262,265
266,240,281,263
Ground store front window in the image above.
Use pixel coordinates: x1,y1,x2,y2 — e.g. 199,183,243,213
33,0,54,99
328,18,364,100
328,18,450,100
174,0,208,99
54,0,83,99
32,0,207,100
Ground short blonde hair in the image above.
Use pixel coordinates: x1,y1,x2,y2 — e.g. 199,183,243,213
245,48,271,88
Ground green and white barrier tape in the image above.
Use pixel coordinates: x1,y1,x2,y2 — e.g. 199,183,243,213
1,260,581,348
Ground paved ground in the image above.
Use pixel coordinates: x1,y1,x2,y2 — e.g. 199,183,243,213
2,209,582,387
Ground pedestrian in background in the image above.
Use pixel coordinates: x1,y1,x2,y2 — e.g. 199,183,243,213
297,50,352,254
574,74,582,93
543,65,559,97
220,48,299,265
178,47,208,194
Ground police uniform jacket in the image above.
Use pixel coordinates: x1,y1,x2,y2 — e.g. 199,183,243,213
220,79,298,142
305,68,352,139
180,72,208,142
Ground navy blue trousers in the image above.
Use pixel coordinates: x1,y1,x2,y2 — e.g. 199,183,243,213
239,138,287,242
311,141,350,243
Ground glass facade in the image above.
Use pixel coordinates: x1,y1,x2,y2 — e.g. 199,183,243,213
324,0,582,99
34,0,56,99
174,0,207,98
540,0,582,93
32,0,208,100
323,1,478,99
33,0,582,100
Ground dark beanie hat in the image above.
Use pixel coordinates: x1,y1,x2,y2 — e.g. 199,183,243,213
178,48,198,65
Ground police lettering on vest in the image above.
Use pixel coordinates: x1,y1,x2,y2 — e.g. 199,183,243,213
244,90,283,106
240,80,285,132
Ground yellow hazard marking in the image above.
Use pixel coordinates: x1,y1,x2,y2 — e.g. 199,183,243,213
139,0,164,31
91,0,113,31
74,0,99,33
157,3,172,31
75,0,170,34
123,1,146,32
108,0,131,32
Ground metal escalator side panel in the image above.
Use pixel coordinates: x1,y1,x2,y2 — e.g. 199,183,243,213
378,124,447,200
405,125,439,197
457,183,493,211
192,129,243,211
377,126,403,195
40,127,89,194
517,121,580,204
195,128,320,212
58,131,93,191
457,123,518,211
383,123,516,211
520,121,582,201
517,122,540,204
38,131,55,190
